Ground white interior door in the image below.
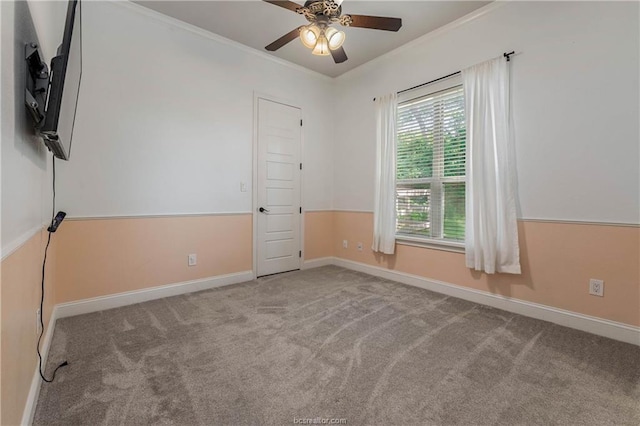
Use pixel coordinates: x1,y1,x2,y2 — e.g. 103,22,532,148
256,98,302,277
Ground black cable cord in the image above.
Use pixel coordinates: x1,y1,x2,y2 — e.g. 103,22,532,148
37,157,68,383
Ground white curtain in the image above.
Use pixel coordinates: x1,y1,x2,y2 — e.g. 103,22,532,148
372,93,398,254
462,58,521,274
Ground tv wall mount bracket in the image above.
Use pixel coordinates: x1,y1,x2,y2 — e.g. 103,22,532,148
25,42,50,126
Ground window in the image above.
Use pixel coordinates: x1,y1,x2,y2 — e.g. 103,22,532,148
396,82,466,247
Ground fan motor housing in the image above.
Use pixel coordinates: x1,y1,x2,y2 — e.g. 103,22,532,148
302,1,342,20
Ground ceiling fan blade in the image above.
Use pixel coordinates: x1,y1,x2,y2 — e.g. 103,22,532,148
331,46,348,64
262,1,303,13
347,15,402,32
265,27,302,51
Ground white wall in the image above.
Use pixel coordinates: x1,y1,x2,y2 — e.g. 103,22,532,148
333,1,640,225
55,2,334,218
1,0,66,257
10,1,639,226
27,0,67,64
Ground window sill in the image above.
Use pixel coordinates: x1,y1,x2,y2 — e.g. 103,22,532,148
396,235,465,254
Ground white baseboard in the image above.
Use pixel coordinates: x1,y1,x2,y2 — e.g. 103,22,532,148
302,257,334,270
21,270,253,424
56,271,254,319
19,261,639,424
21,307,59,426
305,257,640,346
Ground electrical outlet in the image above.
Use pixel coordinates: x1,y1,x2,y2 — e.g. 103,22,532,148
36,309,42,335
188,254,197,266
343,240,348,249
357,242,363,251
589,279,604,297
240,182,248,192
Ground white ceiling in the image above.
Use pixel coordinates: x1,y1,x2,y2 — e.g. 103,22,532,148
135,1,491,78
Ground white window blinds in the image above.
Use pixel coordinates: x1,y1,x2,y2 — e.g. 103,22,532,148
396,84,466,243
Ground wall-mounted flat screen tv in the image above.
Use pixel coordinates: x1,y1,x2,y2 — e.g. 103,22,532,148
39,0,82,161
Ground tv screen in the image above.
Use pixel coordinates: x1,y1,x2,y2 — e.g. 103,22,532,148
40,0,82,161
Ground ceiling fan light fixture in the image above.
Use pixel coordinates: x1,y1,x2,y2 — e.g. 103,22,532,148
264,0,403,64
300,25,320,49
311,34,330,56
325,26,345,50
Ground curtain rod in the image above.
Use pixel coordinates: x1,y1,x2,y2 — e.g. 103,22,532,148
373,51,515,101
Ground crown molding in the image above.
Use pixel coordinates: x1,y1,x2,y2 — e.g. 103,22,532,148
336,0,508,81
111,1,506,83
110,1,333,83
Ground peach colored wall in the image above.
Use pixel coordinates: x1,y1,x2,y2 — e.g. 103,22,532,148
1,229,57,426
334,211,640,327
55,215,252,303
304,211,335,260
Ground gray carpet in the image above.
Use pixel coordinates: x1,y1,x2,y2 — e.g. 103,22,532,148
35,266,640,425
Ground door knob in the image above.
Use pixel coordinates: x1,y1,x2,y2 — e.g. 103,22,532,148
259,207,270,213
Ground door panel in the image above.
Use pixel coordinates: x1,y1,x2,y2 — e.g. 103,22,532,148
267,162,294,181
257,98,301,277
267,214,293,233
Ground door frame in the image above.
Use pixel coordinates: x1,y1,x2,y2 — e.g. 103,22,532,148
252,91,305,279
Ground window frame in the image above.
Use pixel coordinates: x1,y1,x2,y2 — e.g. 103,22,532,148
395,75,466,252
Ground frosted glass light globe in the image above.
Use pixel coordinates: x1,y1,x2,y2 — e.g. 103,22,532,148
312,34,330,56
325,27,345,50
300,25,320,49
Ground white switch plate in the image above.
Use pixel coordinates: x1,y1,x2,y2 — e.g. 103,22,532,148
188,254,197,266
589,279,604,297
240,182,248,192
343,240,348,249
357,242,363,251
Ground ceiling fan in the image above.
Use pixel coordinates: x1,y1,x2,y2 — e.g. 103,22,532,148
263,0,402,64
